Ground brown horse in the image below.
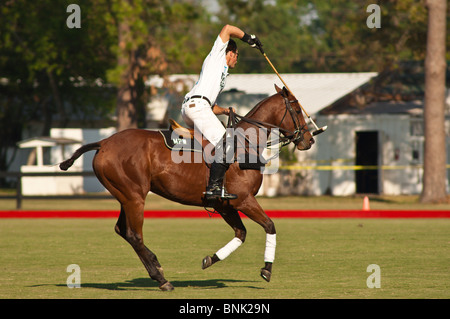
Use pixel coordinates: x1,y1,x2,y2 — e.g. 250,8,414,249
60,85,314,291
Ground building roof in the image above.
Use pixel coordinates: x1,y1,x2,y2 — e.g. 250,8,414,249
222,73,378,115
147,72,378,117
331,100,425,116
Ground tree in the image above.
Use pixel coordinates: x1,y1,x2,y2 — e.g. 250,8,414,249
420,0,448,203
106,0,212,131
106,0,164,131
305,0,431,73
214,0,437,74
0,0,116,172
0,0,213,151
215,0,310,73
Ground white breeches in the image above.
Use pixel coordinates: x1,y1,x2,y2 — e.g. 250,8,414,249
181,98,226,147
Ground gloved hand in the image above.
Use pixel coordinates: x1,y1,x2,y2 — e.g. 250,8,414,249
241,33,264,53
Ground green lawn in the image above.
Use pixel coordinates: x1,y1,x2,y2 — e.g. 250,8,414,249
0,218,448,299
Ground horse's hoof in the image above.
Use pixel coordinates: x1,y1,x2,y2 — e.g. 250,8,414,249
260,268,271,282
159,281,174,291
202,255,212,270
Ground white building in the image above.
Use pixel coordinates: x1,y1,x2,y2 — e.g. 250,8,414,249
17,128,115,195
311,100,450,195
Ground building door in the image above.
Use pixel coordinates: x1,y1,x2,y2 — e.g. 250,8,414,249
355,131,379,194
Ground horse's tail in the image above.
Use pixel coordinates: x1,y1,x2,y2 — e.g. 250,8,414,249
59,142,101,171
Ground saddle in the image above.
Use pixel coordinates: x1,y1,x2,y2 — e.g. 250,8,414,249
159,119,203,153
169,119,195,139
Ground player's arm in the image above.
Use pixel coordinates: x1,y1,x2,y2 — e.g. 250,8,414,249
219,24,245,43
219,24,263,51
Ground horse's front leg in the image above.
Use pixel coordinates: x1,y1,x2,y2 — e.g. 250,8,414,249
238,196,276,282
260,232,276,282
202,207,246,269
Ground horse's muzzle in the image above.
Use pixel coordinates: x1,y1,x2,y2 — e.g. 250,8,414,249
297,136,315,151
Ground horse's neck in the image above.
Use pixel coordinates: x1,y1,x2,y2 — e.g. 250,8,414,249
240,94,281,128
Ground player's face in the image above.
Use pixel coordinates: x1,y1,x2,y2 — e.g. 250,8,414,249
227,50,239,69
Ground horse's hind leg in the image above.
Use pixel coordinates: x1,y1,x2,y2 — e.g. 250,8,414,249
202,206,247,269
115,202,173,291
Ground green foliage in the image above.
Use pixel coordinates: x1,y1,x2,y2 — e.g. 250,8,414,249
0,0,442,169
218,0,434,73
0,0,211,169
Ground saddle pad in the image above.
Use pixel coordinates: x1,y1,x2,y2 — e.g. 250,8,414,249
159,130,203,153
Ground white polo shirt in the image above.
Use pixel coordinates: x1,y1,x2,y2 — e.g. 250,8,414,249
185,36,229,106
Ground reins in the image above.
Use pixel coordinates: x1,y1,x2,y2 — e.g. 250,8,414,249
227,93,309,148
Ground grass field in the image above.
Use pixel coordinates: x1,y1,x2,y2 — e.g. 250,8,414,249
0,217,448,299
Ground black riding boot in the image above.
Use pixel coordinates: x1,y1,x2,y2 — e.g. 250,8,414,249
204,162,237,200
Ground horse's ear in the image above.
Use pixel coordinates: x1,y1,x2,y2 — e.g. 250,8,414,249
275,84,289,97
274,84,291,98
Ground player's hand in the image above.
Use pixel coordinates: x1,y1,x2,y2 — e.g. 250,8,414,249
241,33,263,53
226,107,236,115
212,104,235,116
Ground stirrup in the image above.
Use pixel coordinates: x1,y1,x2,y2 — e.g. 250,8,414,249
204,186,237,200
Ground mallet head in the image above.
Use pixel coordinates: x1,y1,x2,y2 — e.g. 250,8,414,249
312,125,328,136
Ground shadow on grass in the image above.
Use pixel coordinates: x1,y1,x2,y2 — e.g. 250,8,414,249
31,277,263,291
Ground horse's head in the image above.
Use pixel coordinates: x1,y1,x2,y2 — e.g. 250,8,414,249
274,85,315,150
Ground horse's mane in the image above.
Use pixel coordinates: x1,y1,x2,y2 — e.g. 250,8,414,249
241,92,279,120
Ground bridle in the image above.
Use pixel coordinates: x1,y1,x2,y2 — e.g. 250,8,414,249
276,95,310,146
230,93,310,148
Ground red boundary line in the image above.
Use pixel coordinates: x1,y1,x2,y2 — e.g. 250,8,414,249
0,210,449,218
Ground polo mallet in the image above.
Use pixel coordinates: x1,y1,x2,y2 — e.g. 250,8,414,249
259,47,327,136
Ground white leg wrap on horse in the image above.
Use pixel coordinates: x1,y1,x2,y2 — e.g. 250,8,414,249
216,237,242,260
264,234,276,263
